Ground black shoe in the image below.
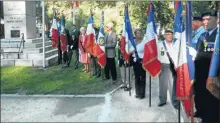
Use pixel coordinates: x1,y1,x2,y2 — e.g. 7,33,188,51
158,102,166,107
73,66,78,70
104,77,110,80
120,84,127,89
62,64,68,68
139,96,145,99
173,104,180,109
112,80,117,84
193,111,201,118
124,87,132,91
135,95,141,98
95,72,101,78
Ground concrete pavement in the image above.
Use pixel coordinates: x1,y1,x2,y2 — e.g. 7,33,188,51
1,74,201,122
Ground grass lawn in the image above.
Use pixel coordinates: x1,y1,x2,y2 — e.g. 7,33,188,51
1,63,121,95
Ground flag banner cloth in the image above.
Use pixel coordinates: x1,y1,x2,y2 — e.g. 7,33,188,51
206,26,220,100
142,3,161,78
60,15,67,52
84,14,96,56
172,1,194,117
120,5,135,62
50,9,59,48
95,11,106,67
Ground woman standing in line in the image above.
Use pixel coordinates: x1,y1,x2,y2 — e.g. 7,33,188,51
132,28,146,99
78,27,90,72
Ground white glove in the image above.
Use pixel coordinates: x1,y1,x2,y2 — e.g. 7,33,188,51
88,53,91,57
188,46,197,61
133,57,137,62
70,45,73,49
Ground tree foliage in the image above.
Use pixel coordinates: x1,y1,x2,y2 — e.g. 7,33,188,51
37,1,215,35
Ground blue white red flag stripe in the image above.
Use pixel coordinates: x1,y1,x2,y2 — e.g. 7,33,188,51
60,15,67,52
84,14,96,56
50,9,59,48
172,1,194,117
120,5,135,61
142,3,161,78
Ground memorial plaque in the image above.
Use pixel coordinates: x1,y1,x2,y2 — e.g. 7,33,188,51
11,30,20,38
3,1,36,39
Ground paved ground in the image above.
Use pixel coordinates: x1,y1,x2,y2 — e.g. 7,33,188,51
1,74,201,122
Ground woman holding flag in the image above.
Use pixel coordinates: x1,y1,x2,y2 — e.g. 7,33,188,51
79,27,90,73
132,28,146,99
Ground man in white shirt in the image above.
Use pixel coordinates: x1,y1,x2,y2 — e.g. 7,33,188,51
157,29,179,108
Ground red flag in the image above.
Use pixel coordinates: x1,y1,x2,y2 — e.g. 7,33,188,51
120,5,135,62
60,34,67,52
84,14,96,56
173,1,194,118
95,11,106,67
142,3,161,78
60,15,67,52
50,9,59,48
120,36,130,61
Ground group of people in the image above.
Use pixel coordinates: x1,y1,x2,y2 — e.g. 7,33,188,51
53,2,219,122
55,24,101,78
157,7,220,123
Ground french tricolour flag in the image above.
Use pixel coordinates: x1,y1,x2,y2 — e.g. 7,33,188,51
120,5,135,62
95,11,106,67
60,15,67,53
142,3,161,78
85,14,96,56
207,26,220,99
50,9,59,48
173,1,195,117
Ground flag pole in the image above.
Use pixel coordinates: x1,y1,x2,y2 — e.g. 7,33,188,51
42,1,45,68
100,10,104,81
125,3,131,96
72,1,75,25
149,75,151,107
89,8,93,78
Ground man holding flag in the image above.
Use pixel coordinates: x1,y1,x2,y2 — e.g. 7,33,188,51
60,15,69,68
157,29,179,108
170,1,198,118
93,11,106,78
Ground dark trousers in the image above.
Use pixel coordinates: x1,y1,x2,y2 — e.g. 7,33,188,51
58,39,62,64
194,60,219,122
104,58,117,80
133,60,146,97
91,57,101,76
63,51,69,64
67,48,79,67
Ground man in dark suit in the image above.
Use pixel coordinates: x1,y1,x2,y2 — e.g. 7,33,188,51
194,11,219,123
62,28,71,68
104,22,117,83
67,24,80,69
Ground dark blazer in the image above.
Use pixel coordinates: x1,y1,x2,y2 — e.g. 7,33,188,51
195,27,217,82
71,29,80,50
64,28,71,46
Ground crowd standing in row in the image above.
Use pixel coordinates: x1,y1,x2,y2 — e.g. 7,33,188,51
51,2,219,123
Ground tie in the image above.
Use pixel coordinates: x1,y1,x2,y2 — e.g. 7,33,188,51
205,32,209,39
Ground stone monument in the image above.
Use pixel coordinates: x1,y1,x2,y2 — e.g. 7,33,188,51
3,1,36,40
